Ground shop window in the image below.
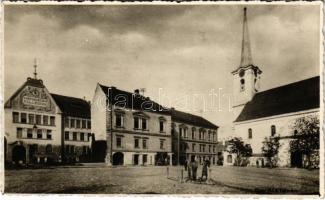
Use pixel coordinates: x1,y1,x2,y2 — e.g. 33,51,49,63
13,112,19,123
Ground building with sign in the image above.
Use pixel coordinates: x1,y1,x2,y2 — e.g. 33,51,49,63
4,69,91,165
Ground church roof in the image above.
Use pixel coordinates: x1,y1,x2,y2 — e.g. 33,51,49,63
171,109,219,129
235,76,320,122
51,93,91,119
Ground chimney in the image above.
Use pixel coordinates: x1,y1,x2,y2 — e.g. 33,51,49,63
134,89,140,94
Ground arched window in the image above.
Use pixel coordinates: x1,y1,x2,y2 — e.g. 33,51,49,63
248,128,252,139
45,144,52,153
271,125,276,136
240,79,245,91
227,155,232,163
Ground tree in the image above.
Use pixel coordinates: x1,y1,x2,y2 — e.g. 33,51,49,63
261,136,281,168
289,115,319,169
226,137,252,166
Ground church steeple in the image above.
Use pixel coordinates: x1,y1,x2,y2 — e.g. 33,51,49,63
231,7,262,118
239,7,253,68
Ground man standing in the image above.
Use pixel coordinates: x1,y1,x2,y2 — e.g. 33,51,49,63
191,157,198,181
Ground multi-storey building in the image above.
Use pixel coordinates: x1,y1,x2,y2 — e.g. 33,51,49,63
4,72,91,165
171,109,221,165
91,84,172,165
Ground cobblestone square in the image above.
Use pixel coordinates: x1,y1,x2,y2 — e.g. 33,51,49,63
4,165,319,194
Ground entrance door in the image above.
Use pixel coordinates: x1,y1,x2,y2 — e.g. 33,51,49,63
134,154,139,165
29,144,38,164
291,151,303,168
12,145,26,164
112,152,124,165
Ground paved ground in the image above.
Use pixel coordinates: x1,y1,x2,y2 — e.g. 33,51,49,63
4,165,319,194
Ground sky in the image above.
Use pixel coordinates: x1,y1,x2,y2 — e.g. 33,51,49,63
4,4,321,139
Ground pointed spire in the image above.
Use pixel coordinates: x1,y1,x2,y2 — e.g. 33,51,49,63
239,7,253,68
33,58,38,79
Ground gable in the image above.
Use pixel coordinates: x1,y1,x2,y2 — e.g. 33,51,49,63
5,78,57,114
235,76,320,122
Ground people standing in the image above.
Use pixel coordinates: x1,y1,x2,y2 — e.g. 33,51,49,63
191,158,198,181
184,159,188,171
187,160,192,181
201,160,208,181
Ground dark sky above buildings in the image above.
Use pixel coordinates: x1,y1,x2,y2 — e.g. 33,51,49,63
4,4,321,138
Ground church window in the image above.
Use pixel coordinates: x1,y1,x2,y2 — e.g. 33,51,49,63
227,155,232,163
248,128,252,139
271,125,276,136
240,79,245,91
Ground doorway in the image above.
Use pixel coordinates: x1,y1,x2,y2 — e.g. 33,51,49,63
291,151,303,168
12,145,26,164
112,152,124,165
134,154,139,165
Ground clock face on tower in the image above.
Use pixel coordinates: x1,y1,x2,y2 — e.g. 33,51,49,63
239,69,245,77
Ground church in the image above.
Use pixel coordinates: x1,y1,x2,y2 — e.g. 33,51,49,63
224,8,320,167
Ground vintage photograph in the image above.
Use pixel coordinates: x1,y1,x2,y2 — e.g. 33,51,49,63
2,2,322,195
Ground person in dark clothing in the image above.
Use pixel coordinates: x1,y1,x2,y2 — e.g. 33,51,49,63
201,160,209,181
191,159,198,181
186,160,192,181
184,159,188,171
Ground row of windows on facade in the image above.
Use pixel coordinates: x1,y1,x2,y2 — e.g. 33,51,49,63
179,127,217,141
179,142,217,153
64,118,91,129
115,136,166,150
64,132,92,142
115,114,165,132
247,125,277,139
17,127,52,140
28,144,54,154
65,145,90,155
13,112,55,126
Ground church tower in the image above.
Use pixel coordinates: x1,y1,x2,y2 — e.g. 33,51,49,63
232,7,262,118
